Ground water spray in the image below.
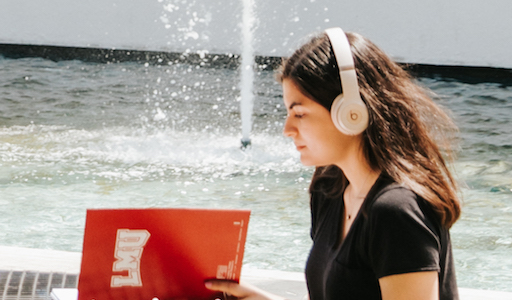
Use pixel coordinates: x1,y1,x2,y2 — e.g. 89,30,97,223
240,0,255,149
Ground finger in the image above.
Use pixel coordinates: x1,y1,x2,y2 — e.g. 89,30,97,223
205,280,247,297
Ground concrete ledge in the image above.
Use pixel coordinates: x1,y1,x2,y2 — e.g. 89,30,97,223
1,246,511,300
0,246,81,274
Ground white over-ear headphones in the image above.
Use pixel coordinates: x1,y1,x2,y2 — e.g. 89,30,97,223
325,27,369,135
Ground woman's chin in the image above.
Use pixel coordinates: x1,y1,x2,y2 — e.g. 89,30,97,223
299,156,316,167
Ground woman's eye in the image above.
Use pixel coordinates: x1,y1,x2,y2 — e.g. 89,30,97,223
294,114,304,119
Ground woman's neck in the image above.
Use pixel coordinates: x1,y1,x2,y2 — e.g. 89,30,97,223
337,152,380,202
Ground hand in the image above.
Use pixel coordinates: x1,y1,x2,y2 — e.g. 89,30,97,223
205,280,286,300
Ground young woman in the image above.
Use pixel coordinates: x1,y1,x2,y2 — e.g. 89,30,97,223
206,28,461,300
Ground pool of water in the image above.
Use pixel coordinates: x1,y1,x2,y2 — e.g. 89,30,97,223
0,57,511,292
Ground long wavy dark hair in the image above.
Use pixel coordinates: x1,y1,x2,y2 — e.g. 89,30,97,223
277,31,461,228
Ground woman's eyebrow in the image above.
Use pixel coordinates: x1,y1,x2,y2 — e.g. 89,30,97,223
288,102,301,110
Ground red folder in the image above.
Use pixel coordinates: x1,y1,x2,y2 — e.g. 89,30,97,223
77,208,250,300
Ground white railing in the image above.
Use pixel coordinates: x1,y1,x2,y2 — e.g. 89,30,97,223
0,270,78,300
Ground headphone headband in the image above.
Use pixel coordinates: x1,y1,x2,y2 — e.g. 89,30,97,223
325,28,361,104
325,27,354,71
325,27,369,135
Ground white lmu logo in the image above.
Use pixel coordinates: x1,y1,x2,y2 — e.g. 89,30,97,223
111,229,151,287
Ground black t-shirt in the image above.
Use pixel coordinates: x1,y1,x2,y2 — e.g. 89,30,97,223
305,174,458,300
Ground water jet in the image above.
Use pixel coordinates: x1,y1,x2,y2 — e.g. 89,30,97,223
239,0,255,148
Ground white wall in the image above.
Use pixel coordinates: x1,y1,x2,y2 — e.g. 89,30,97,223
1,0,511,68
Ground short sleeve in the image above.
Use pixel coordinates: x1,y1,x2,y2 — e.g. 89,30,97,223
367,187,441,278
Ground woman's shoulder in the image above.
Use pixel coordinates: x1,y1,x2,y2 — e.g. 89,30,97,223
371,183,418,208
364,175,427,215
365,179,439,228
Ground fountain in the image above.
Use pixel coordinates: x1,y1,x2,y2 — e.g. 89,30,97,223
158,0,255,149
239,0,255,149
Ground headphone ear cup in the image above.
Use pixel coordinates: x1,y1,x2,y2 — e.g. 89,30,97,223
331,94,369,135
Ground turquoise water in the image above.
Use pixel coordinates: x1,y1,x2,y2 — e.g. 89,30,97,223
0,57,511,292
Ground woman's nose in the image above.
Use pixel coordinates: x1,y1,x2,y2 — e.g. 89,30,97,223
283,115,296,137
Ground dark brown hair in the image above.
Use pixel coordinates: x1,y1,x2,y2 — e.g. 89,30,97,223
277,31,461,228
